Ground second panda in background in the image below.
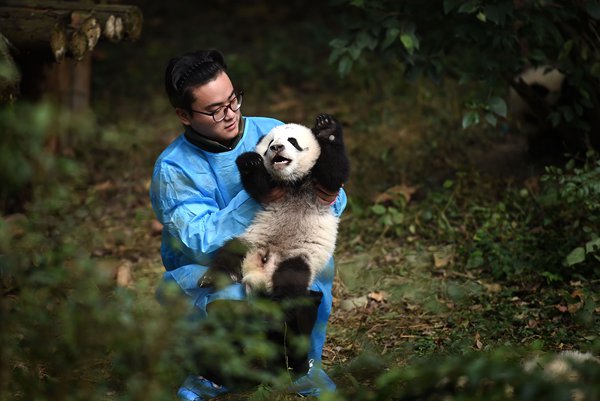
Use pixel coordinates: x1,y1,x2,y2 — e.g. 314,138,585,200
509,65,600,158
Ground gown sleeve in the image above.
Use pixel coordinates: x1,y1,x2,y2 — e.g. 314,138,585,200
151,161,260,262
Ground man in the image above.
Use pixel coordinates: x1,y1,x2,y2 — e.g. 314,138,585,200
150,49,346,400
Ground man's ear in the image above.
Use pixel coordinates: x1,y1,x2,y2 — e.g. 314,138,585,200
175,108,192,126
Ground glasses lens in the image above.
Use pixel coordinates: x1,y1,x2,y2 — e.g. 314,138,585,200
232,93,242,111
212,93,243,122
213,108,226,122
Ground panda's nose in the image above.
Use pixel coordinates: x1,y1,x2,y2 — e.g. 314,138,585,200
270,144,285,152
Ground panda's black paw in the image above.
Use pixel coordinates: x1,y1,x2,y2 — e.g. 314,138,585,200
312,113,341,143
236,152,264,174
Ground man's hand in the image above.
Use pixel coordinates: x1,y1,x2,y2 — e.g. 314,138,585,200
258,186,286,204
314,182,339,206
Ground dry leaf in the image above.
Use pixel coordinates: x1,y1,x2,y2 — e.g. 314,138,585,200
94,180,114,191
373,184,419,204
433,253,451,268
116,260,132,287
475,332,484,349
483,283,502,293
567,302,583,314
368,291,388,303
571,289,585,300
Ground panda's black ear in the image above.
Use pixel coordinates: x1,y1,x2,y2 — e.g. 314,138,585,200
255,135,265,147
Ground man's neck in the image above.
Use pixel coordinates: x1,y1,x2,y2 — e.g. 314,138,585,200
184,117,245,152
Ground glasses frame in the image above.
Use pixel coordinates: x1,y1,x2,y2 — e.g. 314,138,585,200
189,91,243,122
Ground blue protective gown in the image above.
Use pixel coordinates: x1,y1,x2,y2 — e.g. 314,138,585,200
150,116,347,363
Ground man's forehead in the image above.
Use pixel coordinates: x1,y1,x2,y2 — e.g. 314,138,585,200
194,87,235,108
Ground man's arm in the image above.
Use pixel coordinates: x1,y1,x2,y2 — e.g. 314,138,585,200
151,164,260,260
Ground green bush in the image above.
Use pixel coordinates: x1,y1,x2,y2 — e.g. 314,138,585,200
0,100,302,401
329,0,600,133
351,349,600,401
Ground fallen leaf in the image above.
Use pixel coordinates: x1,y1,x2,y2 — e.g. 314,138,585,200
433,253,451,268
116,260,133,287
571,289,585,300
483,283,502,293
368,291,388,303
567,302,583,314
94,180,114,192
373,184,419,204
474,332,484,349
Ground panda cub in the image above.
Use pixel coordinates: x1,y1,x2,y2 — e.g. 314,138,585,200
204,113,349,298
509,66,600,156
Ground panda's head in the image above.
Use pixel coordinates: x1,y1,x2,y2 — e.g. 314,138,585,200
256,123,321,182
509,66,566,122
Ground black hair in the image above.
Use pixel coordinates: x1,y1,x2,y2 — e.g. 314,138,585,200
164,49,227,110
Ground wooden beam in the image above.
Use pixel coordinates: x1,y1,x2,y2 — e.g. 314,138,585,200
0,2,142,61
1,1,143,41
0,6,70,61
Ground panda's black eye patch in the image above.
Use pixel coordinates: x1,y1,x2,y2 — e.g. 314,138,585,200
287,137,303,151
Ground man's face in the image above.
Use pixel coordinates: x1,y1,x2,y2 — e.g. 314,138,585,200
176,71,241,144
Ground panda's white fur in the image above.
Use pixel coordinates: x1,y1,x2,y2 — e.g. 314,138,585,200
509,65,565,125
240,123,339,293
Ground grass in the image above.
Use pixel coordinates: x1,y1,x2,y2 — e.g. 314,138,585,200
78,65,600,395
3,1,600,400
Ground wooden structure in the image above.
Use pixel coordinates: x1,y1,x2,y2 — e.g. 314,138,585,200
0,0,143,110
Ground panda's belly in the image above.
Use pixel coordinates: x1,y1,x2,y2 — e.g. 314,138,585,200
243,202,339,267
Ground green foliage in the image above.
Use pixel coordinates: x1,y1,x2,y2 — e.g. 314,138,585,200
329,0,600,128
1,206,307,400
0,101,95,211
543,153,600,269
0,101,304,401
4,2,600,400
351,151,600,283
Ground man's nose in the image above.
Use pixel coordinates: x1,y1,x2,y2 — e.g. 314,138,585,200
270,144,284,152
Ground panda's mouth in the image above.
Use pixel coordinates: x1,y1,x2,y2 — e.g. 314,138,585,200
272,155,291,167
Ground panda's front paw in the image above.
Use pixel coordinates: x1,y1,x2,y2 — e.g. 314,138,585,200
312,113,341,142
236,152,264,174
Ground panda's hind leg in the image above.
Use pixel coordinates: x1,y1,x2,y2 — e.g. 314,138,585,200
269,256,323,373
311,113,350,193
271,256,312,298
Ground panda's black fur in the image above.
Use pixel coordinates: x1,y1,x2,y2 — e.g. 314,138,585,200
509,66,600,158
202,113,349,298
199,113,349,375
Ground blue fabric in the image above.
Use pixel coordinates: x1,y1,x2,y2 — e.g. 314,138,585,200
290,361,337,396
177,375,229,401
151,117,284,270
150,115,347,390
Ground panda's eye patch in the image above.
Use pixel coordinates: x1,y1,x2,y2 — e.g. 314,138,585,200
287,137,303,151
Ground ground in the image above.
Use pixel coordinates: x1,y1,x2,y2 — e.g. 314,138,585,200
34,1,597,398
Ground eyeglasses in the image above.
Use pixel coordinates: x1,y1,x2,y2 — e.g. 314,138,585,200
190,91,243,122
